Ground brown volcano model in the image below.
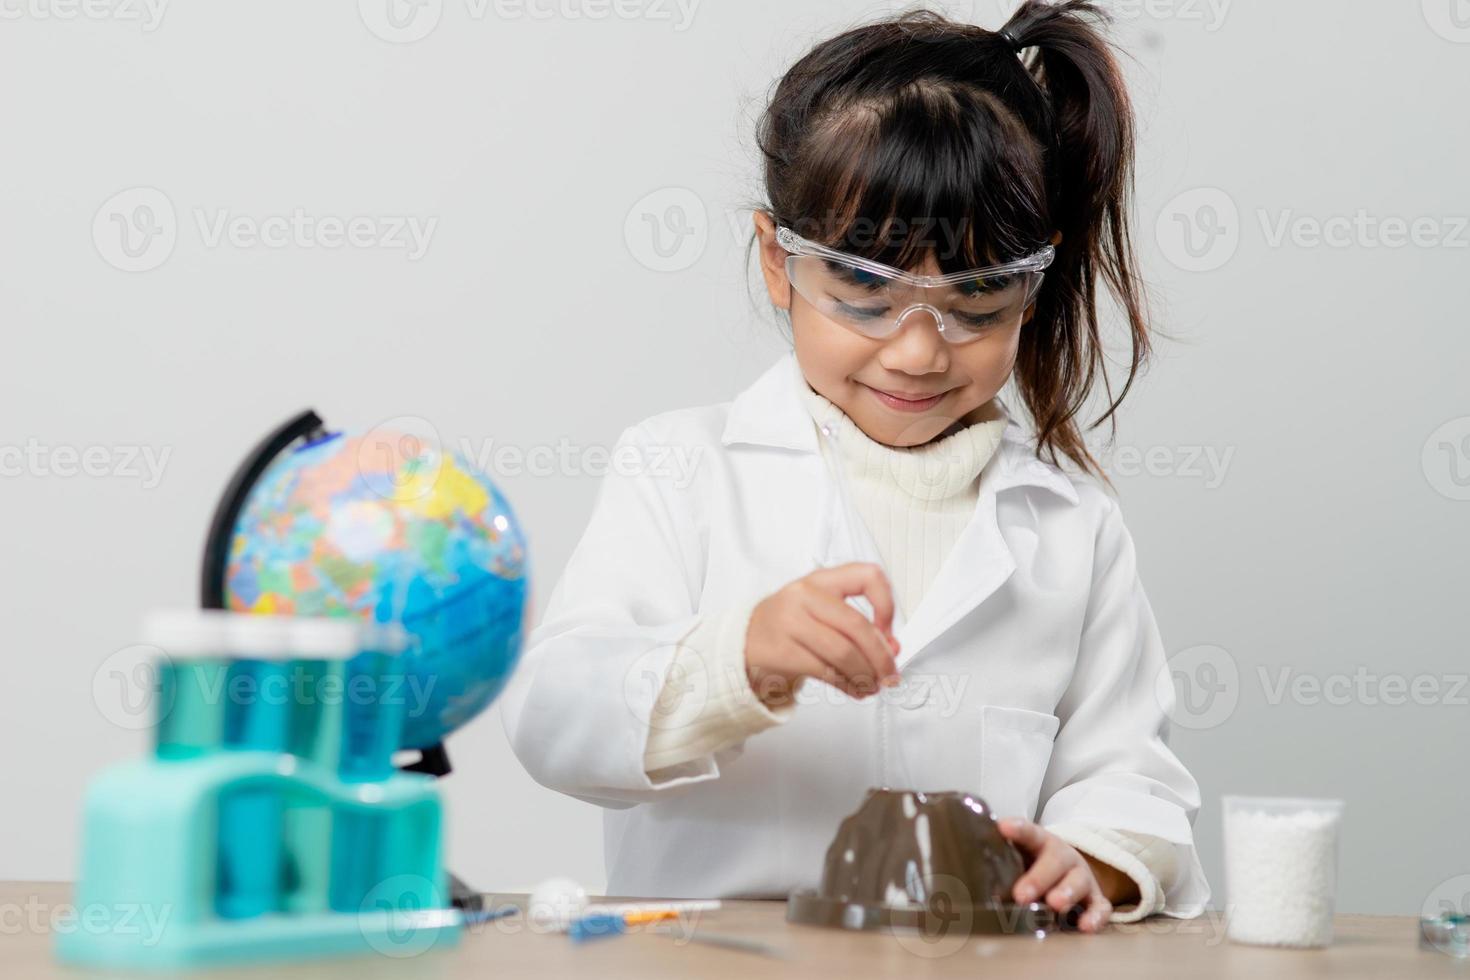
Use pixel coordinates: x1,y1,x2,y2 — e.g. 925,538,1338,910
787,788,1072,936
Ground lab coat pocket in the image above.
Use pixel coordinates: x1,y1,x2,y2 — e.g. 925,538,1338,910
979,705,1061,821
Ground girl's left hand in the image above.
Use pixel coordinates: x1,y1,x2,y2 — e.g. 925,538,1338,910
997,817,1113,933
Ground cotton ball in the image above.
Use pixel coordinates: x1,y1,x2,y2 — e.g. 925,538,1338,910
528,877,589,932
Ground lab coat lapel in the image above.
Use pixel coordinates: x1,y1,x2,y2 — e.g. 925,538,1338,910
896,430,1081,665
721,353,1079,663
893,487,1012,669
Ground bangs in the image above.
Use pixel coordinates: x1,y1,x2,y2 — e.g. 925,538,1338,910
785,82,1050,274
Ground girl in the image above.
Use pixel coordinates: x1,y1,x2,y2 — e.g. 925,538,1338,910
502,0,1209,931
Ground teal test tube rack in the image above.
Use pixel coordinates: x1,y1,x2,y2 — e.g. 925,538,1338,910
57,610,461,971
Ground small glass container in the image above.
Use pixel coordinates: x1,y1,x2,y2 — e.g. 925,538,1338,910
1222,795,1344,948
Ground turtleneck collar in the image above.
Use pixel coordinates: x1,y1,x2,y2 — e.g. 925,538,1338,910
796,382,1008,502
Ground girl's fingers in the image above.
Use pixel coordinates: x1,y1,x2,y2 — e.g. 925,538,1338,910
787,645,852,699
793,619,883,696
997,817,1048,858
1011,848,1071,906
1044,865,1093,914
806,594,899,687
806,562,897,638
1079,888,1113,933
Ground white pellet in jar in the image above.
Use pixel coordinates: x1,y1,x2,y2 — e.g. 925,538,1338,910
1223,796,1344,948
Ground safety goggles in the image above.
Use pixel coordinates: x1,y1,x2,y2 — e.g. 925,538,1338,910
776,225,1054,345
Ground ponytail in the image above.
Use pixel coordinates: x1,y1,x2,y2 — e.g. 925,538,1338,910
997,0,1149,476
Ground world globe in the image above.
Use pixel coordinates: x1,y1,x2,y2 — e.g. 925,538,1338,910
221,427,529,750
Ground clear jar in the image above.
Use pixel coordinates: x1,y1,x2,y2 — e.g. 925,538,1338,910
1222,795,1344,948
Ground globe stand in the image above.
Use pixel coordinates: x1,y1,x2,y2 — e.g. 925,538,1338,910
200,409,484,915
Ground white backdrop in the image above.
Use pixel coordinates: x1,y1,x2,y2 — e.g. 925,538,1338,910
2,0,1468,917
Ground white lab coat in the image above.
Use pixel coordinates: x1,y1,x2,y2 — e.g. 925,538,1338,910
501,352,1210,914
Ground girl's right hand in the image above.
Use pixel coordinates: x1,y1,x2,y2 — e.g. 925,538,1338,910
744,562,901,707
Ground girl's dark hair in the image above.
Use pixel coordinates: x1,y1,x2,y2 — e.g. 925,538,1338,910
754,0,1146,478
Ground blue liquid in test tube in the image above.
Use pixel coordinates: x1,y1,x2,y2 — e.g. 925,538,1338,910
327,623,409,913
215,615,292,920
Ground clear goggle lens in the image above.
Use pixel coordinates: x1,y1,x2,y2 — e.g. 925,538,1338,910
776,226,1053,346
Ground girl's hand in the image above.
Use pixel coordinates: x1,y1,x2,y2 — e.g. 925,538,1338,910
745,562,901,706
998,817,1117,933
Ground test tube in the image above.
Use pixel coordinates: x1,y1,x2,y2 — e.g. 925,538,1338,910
279,617,360,915
142,610,230,760
214,614,293,920
324,620,410,913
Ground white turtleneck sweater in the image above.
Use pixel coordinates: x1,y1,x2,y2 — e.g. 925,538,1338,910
641,382,1175,922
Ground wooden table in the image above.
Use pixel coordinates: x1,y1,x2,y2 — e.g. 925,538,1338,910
6,881,1462,978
